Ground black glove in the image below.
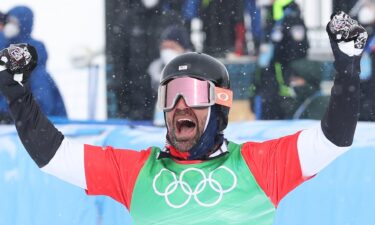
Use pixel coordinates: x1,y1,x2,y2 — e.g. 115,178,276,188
0,44,64,168
0,44,37,102
327,11,368,58
0,43,38,85
321,11,365,147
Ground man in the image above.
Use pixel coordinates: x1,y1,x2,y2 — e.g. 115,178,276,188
0,12,367,224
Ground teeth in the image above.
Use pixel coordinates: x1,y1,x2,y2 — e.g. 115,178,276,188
178,119,193,123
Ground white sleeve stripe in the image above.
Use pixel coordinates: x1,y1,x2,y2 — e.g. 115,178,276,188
297,125,350,177
41,138,86,189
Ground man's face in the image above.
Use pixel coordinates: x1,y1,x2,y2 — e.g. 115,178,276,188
166,97,209,152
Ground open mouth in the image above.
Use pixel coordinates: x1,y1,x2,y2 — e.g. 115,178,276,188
177,119,196,131
174,118,197,140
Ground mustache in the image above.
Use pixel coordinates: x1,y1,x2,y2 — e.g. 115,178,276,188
174,108,194,117
172,108,198,125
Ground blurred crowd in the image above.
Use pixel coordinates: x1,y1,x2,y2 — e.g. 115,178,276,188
0,6,66,123
1,0,375,124
104,0,375,123
352,0,375,121
107,0,375,123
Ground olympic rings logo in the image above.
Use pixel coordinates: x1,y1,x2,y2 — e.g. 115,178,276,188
152,166,237,208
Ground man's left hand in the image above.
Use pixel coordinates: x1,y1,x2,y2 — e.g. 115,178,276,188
327,11,368,57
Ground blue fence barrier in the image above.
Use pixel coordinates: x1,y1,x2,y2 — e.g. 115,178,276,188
1,120,375,225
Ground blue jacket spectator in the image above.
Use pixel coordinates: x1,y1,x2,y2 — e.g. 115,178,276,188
0,6,67,120
245,0,262,53
0,11,6,49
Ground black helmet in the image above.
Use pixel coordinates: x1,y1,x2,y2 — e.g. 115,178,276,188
160,52,231,131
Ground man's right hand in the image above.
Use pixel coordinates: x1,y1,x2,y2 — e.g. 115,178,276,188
0,44,38,102
0,43,38,85
0,44,65,170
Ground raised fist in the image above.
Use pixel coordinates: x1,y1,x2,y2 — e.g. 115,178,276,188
327,11,368,57
0,43,38,75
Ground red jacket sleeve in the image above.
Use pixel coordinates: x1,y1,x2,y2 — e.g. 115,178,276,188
84,145,151,210
241,131,310,207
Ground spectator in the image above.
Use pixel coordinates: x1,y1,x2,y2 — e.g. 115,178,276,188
0,6,67,122
200,0,246,57
0,11,6,30
107,0,184,120
0,11,7,49
245,0,263,55
164,0,199,25
355,2,375,121
272,0,309,69
147,25,192,125
251,0,310,119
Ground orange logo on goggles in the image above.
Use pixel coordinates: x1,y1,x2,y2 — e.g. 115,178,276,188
215,87,233,108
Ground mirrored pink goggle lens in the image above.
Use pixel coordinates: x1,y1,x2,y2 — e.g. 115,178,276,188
165,77,210,108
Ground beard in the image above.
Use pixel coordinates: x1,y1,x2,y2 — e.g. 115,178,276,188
167,126,202,152
166,108,207,152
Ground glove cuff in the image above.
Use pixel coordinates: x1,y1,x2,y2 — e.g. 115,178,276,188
0,70,30,103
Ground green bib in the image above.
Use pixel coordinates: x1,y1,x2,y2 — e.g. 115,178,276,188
130,142,275,225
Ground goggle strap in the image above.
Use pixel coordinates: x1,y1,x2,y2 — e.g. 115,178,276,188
214,86,233,108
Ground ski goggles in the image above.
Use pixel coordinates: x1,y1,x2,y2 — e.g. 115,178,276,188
158,76,233,111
